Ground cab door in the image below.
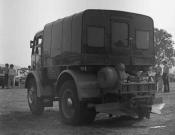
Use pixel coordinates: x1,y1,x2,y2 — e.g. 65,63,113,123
109,18,132,65
131,16,154,66
34,37,43,70
31,36,43,70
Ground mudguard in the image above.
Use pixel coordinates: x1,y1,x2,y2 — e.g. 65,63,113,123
56,70,100,100
25,71,53,97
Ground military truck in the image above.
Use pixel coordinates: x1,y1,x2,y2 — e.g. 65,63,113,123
26,9,157,124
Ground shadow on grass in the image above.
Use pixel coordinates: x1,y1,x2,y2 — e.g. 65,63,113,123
0,110,147,134
91,115,147,129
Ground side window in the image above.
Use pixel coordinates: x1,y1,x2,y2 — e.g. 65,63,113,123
87,26,105,47
111,22,128,47
38,38,42,45
35,37,42,55
38,47,41,55
136,31,149,49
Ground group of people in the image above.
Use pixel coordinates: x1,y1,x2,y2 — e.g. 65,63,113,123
2,63,16,89
117,61,170,93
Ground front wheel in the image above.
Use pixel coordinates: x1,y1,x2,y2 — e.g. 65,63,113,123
59,80,96,125
27,79,44,115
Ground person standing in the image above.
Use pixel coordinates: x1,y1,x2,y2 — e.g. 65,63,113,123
28,65,31,71
8,64,16,88
148,66,155,82
162,61,170,92
3,63,9,88
155,63,163,92
117,63,129,82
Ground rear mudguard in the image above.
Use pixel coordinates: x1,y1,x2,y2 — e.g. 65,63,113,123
56,70,100,100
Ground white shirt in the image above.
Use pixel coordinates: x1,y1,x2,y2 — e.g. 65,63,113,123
9,68,16,76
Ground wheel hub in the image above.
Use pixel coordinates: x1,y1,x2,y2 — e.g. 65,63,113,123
62,89,75,119
28,86,34,104
67,98,73,106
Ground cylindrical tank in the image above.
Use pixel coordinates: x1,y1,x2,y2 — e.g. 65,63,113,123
97,67,119,89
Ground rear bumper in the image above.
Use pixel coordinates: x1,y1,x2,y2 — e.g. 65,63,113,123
95,98,153,118
94,95,163,117
84,81,162,118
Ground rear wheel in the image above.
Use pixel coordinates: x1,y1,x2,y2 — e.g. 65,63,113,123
59,80,96,125
27,78,44,115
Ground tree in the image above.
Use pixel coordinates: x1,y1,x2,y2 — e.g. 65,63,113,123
154,28,175,65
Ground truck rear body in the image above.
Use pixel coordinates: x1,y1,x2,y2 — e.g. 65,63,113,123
41,10,154,76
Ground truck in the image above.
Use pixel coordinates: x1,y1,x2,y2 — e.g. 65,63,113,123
15,68,29,86
25,9,158,125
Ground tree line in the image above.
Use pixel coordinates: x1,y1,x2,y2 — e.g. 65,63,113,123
154,28,175,66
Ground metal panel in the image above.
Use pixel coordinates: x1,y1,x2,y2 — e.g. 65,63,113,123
62,17,72,53
43,23,52,56
43,23,53,66
56,70,100,99
51,19,63,57
72,13,82,53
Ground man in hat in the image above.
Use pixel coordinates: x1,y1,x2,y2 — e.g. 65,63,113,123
162,61,170,92
155,63,163,92
8,64,16,88
3,63,9,88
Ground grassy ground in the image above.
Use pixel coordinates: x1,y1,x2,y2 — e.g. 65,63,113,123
0,83,175,135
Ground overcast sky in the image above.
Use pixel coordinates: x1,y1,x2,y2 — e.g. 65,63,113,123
0,0,175,67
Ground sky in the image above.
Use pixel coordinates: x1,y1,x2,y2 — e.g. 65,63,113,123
0,0,175,67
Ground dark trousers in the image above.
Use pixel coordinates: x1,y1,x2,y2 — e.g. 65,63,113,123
162,73,169,92
3,74,8,88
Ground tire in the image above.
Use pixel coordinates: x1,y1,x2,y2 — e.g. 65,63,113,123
27,78,44,115
59,80,96,125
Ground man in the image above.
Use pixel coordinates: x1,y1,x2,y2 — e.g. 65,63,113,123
147,66,155,82
155,63,163,92
162,61,170,92
117,63,129,82
8,64,16,88
116,63,136,82
3,63,9,88
28,65,31,71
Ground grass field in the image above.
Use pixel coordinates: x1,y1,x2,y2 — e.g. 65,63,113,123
0,83,175,135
